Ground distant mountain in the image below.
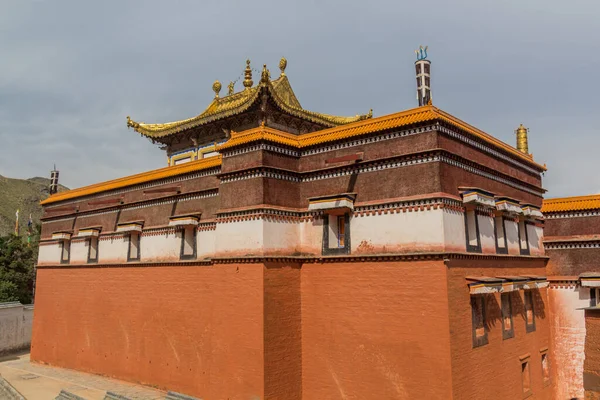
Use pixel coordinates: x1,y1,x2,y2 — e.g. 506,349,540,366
0,175,69,236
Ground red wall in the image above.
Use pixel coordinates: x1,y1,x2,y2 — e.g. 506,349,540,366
584,310,600,397
300,260,454,399
31,265,265,399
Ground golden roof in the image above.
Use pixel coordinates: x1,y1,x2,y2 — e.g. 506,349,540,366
542,194,600,213
41,155,222,206
126,60,372,138
218,104,546,171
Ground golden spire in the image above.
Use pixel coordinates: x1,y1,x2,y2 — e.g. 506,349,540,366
212,80,222,98
243,59,253,89
261,64,270,83
227,81,235,95
515,124,529,154
279,57,287,76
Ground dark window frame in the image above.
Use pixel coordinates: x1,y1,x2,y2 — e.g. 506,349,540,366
60,240,71,264
501,292,514,339
541,350,550,387
322,213,351,256
494,216,509,254
127,233,141,262
524,290,536,333
471,295,488,348
521,357,532,398
87,237,99,264
518,219,531,256
180,226,197,260
464,209,482,253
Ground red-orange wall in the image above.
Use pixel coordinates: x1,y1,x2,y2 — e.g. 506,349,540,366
446,258,552,399
31,265,265,399
300,260,454,399
584,310,600,398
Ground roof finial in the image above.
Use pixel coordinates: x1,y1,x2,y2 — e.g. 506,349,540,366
243,59,253,89
227,81,235,95
515,124,529,154
212,80,222,98
279,57,287,76
261,64,270,83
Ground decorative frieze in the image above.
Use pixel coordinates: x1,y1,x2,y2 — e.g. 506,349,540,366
544,241,600,250
544,210,600,219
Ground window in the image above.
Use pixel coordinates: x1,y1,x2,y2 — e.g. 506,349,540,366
524,290,536,333
425,76,430,87
87,237,99,263
464,209,482,253
521,357,532,397
495,216,508,254
416,77,421,88
424,63,430,74
541,351,550,386
60,240,71,264
471,295,488,347
518,219,530,255
501,293,514,339
322,213,350,255
180,226,197,260
591,288,598,307
127,233,140,262
415,64,421,75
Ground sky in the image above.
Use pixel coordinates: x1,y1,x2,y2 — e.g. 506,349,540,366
0,0,598,198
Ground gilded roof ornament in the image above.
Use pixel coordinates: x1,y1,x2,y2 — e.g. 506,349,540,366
261,64,271,83
515,123,529,154
227,81,235,96
279,57,287,76
212,80,222,98
126,116,139,129
415,45,429,61
243,59,253,89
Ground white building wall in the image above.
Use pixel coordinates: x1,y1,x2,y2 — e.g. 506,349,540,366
141,230,180,262
70,240,88,264
477,214,496,254
0,302,33,354
197,229,216,260
300,218,323,255
443,209,466,252
505,220,520,255
98,235,128,264
37,243,62,266
528,224,544,256
263,219,301,254
215,219,264,256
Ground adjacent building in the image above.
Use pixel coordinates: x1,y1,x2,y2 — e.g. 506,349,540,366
542,194,600,399
32,56,552,399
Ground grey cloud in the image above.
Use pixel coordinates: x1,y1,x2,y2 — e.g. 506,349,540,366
0,0,598,197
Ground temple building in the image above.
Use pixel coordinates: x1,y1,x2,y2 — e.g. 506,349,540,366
32,55,553,399
542,194,600,399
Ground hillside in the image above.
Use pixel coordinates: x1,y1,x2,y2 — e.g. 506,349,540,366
0,175,69,236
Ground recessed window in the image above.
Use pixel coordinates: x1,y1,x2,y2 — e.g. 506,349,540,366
424,63,430,74
521,358,532,397
416,77,421,88
471,295,488,348
60,241,71,264
180,226,197,260
415,64,421,75
465,209,482,253
322,213,350,255
524,290,536,333
591,288,598,307
518,219,530,255
495,216,508,254
541,352,550,386
425,76,430,87
87,237,99,263
127,233,140,262
501,293,514,339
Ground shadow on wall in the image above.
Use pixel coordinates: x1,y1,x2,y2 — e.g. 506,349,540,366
485,294,502,330
532,289,547,319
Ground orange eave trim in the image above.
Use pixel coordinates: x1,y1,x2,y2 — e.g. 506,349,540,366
41,155,222,205
217,105,546,171
542,194,600,213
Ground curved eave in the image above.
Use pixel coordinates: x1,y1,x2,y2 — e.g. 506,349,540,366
127,78,372,139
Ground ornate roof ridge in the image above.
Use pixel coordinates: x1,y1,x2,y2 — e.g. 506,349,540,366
126,62,372,138
542,193,600,213
41,155,222,205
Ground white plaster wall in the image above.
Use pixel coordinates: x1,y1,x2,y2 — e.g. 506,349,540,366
215,219,264,256
299,218,323,255
97,236,128,264
528,224,544,256
443,209,466,252
549,286,590,400
351,209,446,253
37,243,62,265
197,230,216,260
0,302,33,353
263,219,301,254
505,220,520,255
70,240,88,264
141,231,180,262
477,214,496,254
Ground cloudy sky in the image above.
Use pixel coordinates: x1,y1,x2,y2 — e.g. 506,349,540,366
1,0,598,197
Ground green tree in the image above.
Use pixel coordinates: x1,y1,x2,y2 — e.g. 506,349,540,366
0,229,38,304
